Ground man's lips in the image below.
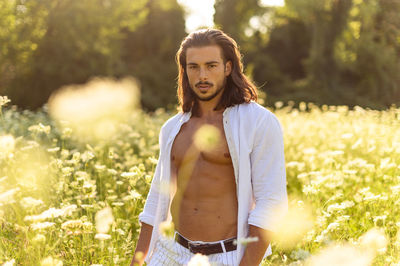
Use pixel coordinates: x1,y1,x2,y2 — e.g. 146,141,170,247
197,85,211,93
196,83,213,89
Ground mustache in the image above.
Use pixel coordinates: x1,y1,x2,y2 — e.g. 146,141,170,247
195,81,213,87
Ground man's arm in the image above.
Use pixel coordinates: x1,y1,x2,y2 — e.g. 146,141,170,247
239,225,272,266
130,222,153,266
245,110,288,264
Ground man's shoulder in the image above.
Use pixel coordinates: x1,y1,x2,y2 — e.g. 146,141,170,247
160,112,186,134
236,101,277,122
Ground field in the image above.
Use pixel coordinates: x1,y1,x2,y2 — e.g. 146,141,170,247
0,92,399,265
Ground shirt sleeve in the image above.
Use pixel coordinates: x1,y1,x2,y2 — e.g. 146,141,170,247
138,126,165,226
248,112,288,232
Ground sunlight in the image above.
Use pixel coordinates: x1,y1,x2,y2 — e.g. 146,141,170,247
177,0,215,32
178,0,285,33
259,0,285,7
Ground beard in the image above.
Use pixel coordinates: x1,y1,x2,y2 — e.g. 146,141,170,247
191,79,226,102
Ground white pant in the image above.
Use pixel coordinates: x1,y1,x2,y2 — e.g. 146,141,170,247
147,234,239,266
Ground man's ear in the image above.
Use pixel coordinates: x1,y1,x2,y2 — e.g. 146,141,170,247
225,61,232,76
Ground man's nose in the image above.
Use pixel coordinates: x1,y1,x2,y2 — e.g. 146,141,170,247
199,67,208,80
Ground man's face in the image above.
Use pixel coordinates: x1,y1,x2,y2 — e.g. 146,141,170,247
185,45,232,102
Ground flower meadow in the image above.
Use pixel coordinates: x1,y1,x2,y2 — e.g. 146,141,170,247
0,80,400,265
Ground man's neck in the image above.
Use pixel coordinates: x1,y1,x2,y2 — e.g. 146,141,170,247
196,96,224,119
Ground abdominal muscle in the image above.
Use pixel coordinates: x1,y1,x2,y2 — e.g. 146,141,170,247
170,159,238,242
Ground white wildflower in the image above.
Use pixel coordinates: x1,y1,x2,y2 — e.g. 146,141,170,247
28,123,51,135
32,234,46,243
148,156,158,165
327,201,354,213
24,205,77,222
95,233,111,240
31,222,56,231
61,220,83,230
20,197,44,209
327,222,341,232
0,95,11,107
121,172,136,178
373,215,387,225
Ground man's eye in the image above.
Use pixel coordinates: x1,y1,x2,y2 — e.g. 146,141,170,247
189,66,198,69
209,65,217,68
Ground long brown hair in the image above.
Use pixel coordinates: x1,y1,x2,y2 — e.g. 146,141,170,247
176,29,258,113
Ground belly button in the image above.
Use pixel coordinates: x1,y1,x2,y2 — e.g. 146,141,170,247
194,208,198,211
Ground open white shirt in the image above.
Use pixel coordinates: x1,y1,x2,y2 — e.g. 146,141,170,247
139,101,288,264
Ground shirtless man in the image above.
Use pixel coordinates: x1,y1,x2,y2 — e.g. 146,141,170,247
131,29,287,266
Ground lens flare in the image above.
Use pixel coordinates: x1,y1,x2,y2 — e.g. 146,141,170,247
193,124,220,151
270,201,314,249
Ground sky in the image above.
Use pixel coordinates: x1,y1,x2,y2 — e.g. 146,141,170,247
177,0,285,32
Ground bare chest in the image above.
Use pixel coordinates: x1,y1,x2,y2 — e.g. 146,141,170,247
171,117,232,167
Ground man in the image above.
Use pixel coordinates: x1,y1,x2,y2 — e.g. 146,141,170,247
131,29,287,266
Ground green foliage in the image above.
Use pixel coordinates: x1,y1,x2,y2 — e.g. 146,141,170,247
0,0,185,111
214,0,400,108
120,0,186,110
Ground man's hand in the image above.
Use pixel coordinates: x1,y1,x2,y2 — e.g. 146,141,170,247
130,223,153,266
239,225,272,266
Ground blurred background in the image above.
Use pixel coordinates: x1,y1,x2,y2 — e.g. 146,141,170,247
1,0,399,111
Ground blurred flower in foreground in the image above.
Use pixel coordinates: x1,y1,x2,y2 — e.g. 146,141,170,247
48,77,140,141
194,125,221,151
233,237,259,246
41,256,63,266
270,201,314,249
188,253,210,266
3,259,15,266
134,251,144,263
159,220,175,239
359,227,388,255
95,207,114,233
0,135,15,154
305,244,373,266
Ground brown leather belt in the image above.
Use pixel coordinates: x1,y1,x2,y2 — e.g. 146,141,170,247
174,232,237,255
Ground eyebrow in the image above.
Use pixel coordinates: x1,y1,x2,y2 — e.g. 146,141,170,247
187,61,220,66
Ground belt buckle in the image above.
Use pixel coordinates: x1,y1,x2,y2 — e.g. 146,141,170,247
188,241,204,253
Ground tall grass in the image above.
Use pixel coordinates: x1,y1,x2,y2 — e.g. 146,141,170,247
0,90,399,265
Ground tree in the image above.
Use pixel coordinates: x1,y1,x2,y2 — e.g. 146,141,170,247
120,0,186,110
